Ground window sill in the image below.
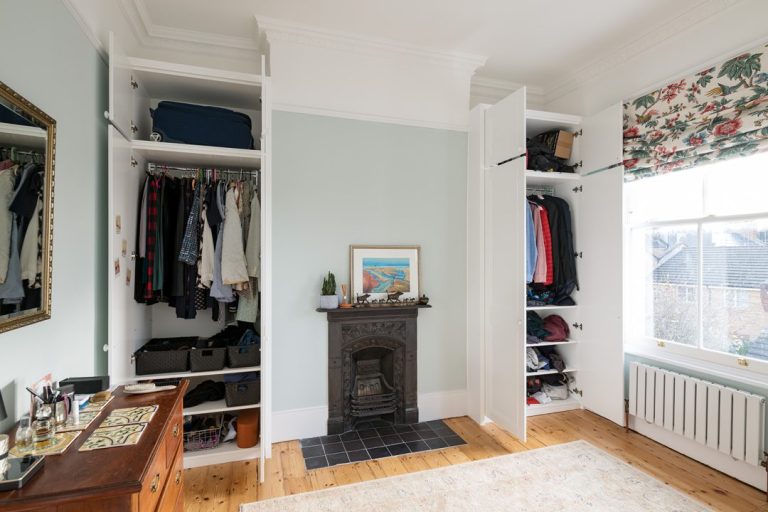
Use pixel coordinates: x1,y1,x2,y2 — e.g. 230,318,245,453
625,344,768,391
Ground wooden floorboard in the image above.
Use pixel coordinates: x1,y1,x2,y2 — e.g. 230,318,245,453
184,410,768,512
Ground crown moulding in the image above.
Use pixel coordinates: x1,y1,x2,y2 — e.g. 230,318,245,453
255,16,487,73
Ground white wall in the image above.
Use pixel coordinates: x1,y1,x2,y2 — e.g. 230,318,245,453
545,0,768,115
0,0,107,432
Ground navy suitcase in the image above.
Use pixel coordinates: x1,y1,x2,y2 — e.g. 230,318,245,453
150,101,254,149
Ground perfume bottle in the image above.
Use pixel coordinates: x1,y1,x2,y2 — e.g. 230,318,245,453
32,404,53,449
14,417,34,453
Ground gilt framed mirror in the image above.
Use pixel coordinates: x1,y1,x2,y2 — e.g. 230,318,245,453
0,81,56,333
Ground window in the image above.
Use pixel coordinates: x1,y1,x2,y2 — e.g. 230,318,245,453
626,152,768,370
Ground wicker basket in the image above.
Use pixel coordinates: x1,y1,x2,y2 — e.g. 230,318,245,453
134,337,197,375
183,413,223,452
225,378,261,407
226,343,261,368
190,340,226,372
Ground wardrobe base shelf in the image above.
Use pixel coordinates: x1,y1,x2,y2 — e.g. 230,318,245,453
526,397,582,416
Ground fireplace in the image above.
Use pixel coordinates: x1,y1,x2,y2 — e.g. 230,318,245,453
324,307,423,434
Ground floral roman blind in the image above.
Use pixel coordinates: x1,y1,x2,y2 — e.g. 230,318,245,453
623,43,768,181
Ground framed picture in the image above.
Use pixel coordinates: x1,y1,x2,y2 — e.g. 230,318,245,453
350,245,420,302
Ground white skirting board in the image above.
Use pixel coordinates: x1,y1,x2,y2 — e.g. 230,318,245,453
271,389,469,443
629,416,767,491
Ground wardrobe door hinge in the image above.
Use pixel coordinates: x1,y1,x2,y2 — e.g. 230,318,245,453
574,251,583,259
573,129,583,138
130,156,138,167
572,185,583,193
572,322,583,331
130,76,139,89
130,121,138,134
572,387,583,397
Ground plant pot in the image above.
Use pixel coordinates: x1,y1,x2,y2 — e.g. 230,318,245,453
319,295,339,310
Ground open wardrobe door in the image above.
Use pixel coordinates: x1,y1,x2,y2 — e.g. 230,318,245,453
576,103,625,426
107,32,134,140
484,157,526,440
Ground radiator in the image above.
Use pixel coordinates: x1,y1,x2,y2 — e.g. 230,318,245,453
628,362,766,485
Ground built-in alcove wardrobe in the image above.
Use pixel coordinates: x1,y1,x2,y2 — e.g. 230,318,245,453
467,87,626,440
103,32,272,476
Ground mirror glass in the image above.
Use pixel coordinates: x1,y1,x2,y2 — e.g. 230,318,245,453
0,81,55,333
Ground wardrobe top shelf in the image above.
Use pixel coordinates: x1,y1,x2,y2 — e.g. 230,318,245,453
526,305,578,312
131,140,262,170
0,122,46,149
525,170,582,182
124,365,262,382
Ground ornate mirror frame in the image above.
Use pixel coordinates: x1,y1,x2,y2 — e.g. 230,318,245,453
0,81,56,333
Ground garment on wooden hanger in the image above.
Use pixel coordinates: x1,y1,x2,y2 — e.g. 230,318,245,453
0,166,17,284
221,185,249,287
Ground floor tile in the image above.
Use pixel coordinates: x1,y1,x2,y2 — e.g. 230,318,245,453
320,434,341,444
340,431,361,442
399,431,421,442
412,423,433,432
358,428,379,439
406,440,430,452
367,446,391,459
380,434,402,445
343,439,365,452
301,445,324,458
425,420,446,428
347,449,371,462
305,456,329,469
323,442,345,454
425,437,448,449
432,426,455,436
363,437,385,448
300,437,322,448
418,429,439,440
376,426,396,436
326,452,350,466
393,424,413,433
443,435,466,447
387,443,410,456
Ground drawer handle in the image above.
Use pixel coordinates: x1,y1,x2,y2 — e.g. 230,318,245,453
175,470,181,485
150,473,160,493
173,423,180,438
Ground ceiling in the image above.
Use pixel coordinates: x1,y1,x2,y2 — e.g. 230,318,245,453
136,0,711,86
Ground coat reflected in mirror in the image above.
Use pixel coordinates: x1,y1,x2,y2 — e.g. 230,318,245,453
0,81,55,333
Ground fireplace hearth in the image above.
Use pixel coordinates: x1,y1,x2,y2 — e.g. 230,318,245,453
321,306,428,434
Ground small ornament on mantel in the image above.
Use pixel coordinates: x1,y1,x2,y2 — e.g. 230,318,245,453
418,294,430,306
340,284,353,308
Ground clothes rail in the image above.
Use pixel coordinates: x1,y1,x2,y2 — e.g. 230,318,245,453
526,185,555,196
146,162,259,178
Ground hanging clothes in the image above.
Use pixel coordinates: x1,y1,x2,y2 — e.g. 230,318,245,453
0,215,24,303
20,197,42,282
210,181,235,303
0,166,17,284
221,186,249,287
531,203,547,284
245,194,260,285
525,201,537,283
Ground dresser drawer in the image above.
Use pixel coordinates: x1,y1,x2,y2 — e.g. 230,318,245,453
157,445,184,512
165,401,183,469
139,439,168,512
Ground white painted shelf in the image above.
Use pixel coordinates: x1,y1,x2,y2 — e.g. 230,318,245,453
0,122,46,149
184,442,260,469
526,340,577,347
526,305,578,312
125,365,261,382
526,368,578,377
526,396,582,417
525,109,582,137
183,399,260,416
525,170,581,181
131,139,262,169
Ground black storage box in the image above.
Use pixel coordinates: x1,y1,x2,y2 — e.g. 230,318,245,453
226,342,261,368
134,337,197,375
58,376,110,394
190,340,227,373
224,375,261,407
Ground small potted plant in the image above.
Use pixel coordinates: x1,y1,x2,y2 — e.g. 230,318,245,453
319,272,339,309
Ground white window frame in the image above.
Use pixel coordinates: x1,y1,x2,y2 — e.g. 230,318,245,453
625,209,768,378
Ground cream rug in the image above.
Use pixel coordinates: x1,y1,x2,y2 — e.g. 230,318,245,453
241,441,709,511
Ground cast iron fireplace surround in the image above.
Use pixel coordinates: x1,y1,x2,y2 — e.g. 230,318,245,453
324,307,427,434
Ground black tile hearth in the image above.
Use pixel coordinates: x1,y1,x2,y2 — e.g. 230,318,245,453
299,420,467,470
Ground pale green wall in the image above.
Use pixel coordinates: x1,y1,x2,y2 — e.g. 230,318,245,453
272,111,467,411
0,0,107,432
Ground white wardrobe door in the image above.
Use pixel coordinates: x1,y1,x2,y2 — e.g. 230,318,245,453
579,102,623,175
107,32,135,141
484,158,526,440
107,125,151,383
484,87,526,168
578,165,625,426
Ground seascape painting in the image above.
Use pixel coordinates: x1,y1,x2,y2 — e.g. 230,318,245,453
362,257,411,293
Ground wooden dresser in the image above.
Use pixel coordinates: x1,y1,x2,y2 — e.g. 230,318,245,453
0,381,188,512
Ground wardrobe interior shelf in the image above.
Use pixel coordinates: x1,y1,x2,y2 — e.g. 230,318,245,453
526,305,578,312
129,57,262,110
0,122,46,149
184,442,260,469
526,396,582,417
525,170,581,182
124,365,262,382
526,368,578,377
526,340,577,347
183,399,260,417
131,140,262,169
525,109,582,137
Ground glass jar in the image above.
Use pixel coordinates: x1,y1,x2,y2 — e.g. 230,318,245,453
32,405,54,449
14,417,34,453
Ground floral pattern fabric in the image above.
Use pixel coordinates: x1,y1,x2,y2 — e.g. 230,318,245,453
623,43,768,181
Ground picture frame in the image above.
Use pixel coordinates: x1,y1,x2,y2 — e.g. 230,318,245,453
350,245,420,302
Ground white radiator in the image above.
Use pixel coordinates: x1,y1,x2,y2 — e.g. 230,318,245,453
628,362,767,489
